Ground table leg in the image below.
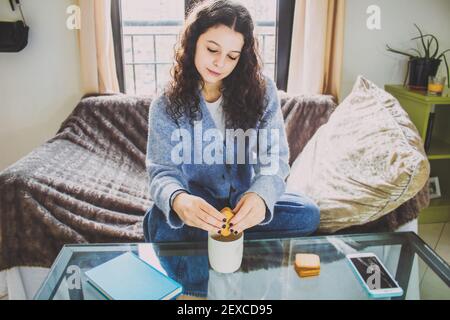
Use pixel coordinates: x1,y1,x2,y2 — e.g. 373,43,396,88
392,243,414,300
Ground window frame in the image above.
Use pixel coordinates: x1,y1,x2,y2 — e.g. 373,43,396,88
112,0,294,93
111,0,125,93
275,0,295,91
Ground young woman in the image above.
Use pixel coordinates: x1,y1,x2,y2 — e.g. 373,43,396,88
143,0,320,243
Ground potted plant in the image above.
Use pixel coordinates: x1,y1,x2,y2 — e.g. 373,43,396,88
386,24,449,90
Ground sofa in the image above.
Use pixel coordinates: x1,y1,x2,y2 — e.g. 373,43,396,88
0,90,429,299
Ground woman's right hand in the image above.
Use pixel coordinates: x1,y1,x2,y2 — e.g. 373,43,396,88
172,192,226,233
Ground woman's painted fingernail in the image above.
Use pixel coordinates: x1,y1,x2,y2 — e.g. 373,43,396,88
222,218,227,222
217,230,222,234
222,224,226,229
230,229,234,233
229,223,234,227
234,231,238,235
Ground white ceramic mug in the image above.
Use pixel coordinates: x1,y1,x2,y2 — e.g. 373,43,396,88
208,232,244,274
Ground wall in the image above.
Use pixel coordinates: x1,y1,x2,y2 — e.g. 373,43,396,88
341,0,450,100
0,0,83,171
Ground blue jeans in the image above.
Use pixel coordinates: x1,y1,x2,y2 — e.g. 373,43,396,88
143,184,320,243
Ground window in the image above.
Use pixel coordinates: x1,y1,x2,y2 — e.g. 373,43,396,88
118,0,280,95
234,0,277,81
120,0,185,95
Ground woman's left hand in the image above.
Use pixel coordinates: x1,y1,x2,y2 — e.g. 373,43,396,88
229,192,267,234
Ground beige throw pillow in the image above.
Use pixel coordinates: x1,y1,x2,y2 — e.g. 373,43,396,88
286,76,430,233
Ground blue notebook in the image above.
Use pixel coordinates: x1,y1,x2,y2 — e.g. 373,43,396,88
84,252,182,300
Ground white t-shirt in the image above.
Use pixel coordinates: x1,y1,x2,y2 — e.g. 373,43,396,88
204,95,225,140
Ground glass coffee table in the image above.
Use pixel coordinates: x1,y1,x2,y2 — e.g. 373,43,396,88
34,232,450,300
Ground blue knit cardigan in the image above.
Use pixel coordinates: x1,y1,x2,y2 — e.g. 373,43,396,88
146,76,290,229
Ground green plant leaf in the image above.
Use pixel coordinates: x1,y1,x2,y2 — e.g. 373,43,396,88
428,35,438,59
414,24,429,58
438,49,450,59
427,38,433,57
410,48,422,57
442,54,450,88
386,45,417,58
411,34,439,58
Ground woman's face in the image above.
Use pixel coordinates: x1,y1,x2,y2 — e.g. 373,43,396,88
194,24,244,87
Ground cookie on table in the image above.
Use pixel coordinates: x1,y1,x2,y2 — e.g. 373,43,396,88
294,253,320,278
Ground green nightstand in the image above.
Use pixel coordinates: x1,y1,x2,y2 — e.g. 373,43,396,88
385,85,450,223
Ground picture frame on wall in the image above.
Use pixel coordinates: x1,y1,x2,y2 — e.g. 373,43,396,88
429,177,442,200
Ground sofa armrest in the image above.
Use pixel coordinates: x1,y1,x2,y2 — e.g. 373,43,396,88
278,90,337,165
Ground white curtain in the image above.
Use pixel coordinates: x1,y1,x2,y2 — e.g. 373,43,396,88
287,0,346,102
78,0,120,94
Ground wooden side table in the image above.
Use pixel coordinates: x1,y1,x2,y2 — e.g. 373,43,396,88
385,85,450,223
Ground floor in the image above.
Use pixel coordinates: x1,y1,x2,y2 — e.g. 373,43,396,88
0,223,448,300
417,222,450,299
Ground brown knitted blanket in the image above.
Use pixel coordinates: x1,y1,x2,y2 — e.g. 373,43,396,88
0,92,429,271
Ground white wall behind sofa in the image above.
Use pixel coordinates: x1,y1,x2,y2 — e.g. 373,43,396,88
341,0,450,100
0,0,83,172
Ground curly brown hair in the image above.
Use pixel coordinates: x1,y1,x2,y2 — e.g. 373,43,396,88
164,0,267,131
